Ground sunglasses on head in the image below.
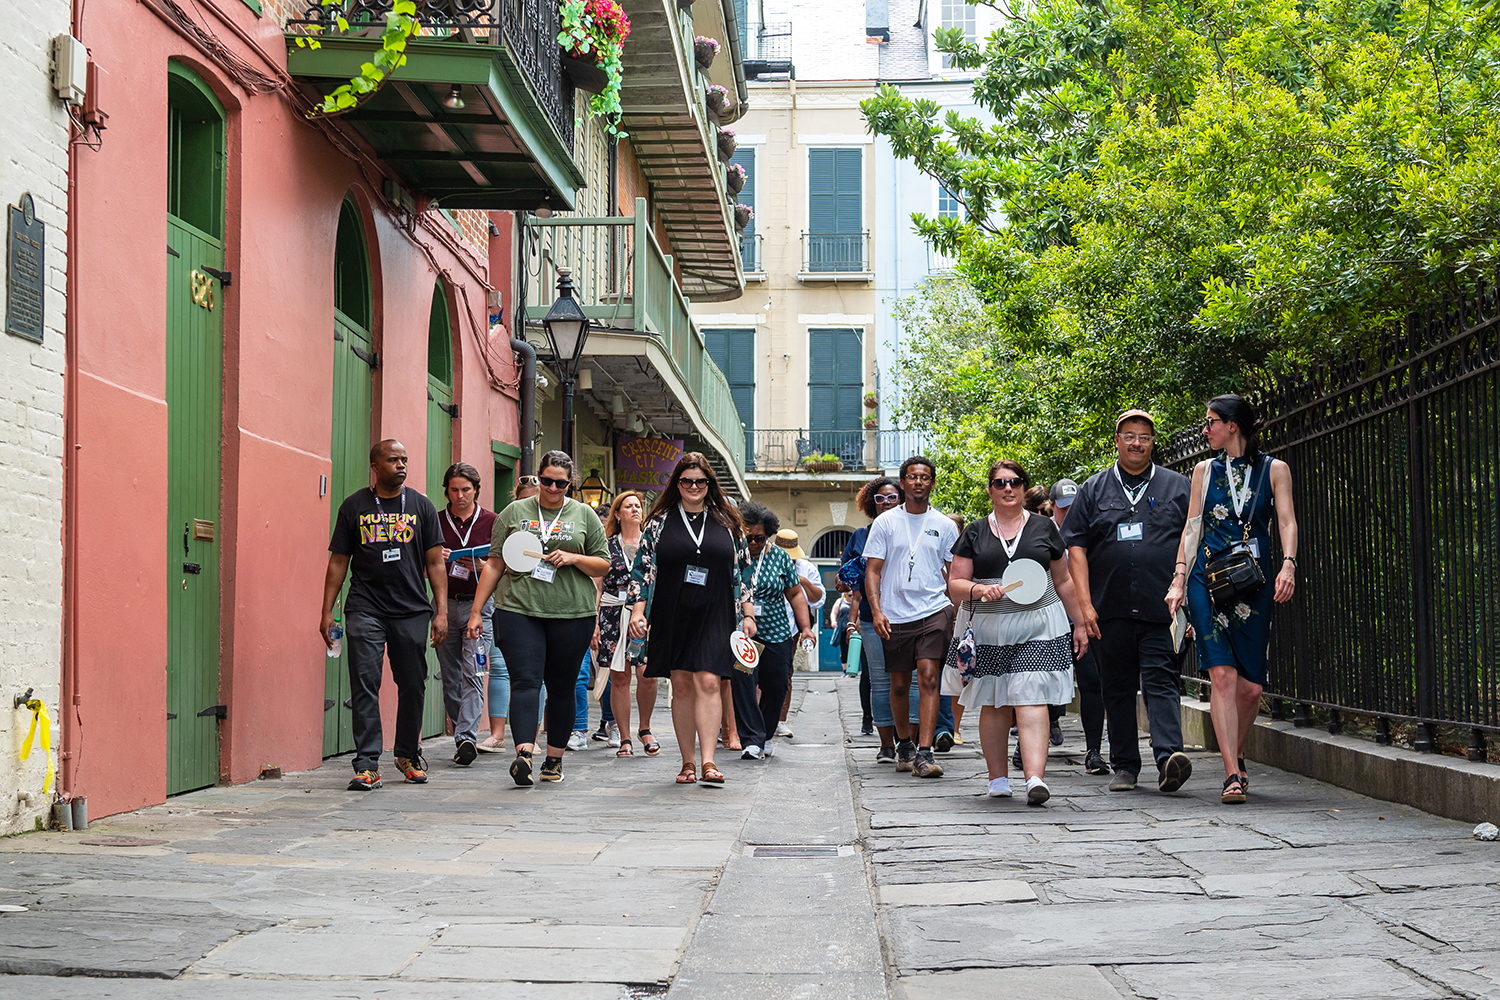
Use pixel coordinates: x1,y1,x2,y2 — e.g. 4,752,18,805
538,475,570,489
517,476,540,486
991,476,1026,490
679,476,710,488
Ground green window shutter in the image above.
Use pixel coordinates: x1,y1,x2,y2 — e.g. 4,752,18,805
734,0,748,59
809,149,835,235
731,148,756,268
834,149,861,233
334,200,372,330
808,328,861,432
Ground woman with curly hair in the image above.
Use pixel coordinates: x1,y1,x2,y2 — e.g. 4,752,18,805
839,476,904,762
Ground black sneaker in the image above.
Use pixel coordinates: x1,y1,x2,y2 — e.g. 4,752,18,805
454,739,477,766
1109,769,1138,792
876,745,896,764
912,749,945,778
1012,746,1023,770
861,724,875,736
510,752,534,787
894,740,916,772
347,769,381,791
1049,724,1064,746
1084,749,1110,775
934,731,955,754
590,722,610,743
539,756,564,783
1158,751,1193,793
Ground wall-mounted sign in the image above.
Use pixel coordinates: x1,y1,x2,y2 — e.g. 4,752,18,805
614,435,684,490
6,193,44,343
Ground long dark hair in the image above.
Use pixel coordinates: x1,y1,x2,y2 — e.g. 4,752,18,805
644,452,744,536
855,476,902,519
1207,394,1263,466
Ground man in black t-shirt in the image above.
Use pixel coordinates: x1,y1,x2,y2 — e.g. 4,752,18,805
321,439,446,791
1062,411,1193,794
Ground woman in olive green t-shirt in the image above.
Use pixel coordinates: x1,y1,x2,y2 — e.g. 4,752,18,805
468,451,609,786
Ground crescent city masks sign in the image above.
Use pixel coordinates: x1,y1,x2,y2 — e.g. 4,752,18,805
615,435,684,489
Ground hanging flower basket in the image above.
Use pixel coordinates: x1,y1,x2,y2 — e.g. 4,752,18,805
733,203,754,230
560,53,610,94
694,35,720,70
863,392,878,408
559,0,632,134
717,127,737,161
726,162,747,195
706,84,729,115
862,415,879,430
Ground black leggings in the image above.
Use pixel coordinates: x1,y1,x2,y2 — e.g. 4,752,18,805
493,610,597,753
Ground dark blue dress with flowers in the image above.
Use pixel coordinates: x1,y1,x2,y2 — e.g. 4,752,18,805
1186,454,1276,686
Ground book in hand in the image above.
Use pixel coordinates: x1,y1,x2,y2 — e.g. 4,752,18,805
448,544,491,563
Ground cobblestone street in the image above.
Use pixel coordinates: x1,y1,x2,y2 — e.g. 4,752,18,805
0,676,1496,999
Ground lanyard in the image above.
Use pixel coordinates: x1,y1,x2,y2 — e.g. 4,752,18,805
1225,456,1253,520
989,509,1028,562
1112,462,1155,510
444,506,482,549
679,505,708,556
535,499,566,546
372,486,405,521
903,509,926,582
749,549,768,594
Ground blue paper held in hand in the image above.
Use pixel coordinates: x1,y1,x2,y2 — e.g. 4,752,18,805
448,544,491,563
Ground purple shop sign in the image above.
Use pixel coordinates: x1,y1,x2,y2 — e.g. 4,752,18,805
615,435,684,489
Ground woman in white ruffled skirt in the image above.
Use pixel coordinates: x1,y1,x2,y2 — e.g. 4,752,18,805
945,460,1090,805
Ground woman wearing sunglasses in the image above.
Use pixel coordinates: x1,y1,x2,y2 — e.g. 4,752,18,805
946,460,1089,805
839,476,904,762
478,475,542,754
468,452,610,786
627,454,755,785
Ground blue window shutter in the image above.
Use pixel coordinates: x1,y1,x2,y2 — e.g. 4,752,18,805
834,149,861,234
809,328,862,432
732,148,757,267
809,150,835,234
706,327,755,433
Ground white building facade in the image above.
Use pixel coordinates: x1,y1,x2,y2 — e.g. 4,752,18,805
0,1,71,833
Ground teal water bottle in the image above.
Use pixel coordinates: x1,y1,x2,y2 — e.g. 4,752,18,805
845,631,862,677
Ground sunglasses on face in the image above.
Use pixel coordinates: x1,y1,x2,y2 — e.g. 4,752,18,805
873,493,901,504
991,477,1026,490
1203,416,1225,429
538,475,570,489
679,477,710,489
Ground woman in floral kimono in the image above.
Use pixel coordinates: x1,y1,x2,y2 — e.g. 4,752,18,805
1166,395,1300,805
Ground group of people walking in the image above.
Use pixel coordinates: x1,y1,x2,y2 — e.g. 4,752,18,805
317,394,1298,807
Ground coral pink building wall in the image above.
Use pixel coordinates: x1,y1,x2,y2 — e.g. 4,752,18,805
68,1,520,818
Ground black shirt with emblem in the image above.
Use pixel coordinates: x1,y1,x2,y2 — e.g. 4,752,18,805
329,486,443,619
1061,462,1189,624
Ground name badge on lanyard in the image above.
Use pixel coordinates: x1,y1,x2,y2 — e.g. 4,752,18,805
684,565,708,586
382,548,401,563
1117,522,1143,542
449,562,470,580
531,562,556,582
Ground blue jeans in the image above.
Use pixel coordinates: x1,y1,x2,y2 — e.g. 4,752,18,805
574,651,592,731
911,694,955,736
486,646,510,719
858,619,894,729
600,678,614,724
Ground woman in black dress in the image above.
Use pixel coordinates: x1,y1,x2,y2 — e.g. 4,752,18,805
628,454,755,785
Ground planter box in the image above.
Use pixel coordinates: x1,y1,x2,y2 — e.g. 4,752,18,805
726,169,745,195
803,461,843,473
560,53,609,94
694,40,718,70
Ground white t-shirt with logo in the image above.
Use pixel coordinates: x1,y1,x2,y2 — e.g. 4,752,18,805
862,506,958,624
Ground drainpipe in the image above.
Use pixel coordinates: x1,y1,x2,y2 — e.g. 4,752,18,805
509,337,536,476
720,0,751,120
60,0,84,800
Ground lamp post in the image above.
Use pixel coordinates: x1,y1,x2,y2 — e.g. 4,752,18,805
541,269,591,459
579,470,609,511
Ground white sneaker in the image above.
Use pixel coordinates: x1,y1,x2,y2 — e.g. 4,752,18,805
566,731,587,751
775,722,793,738
607,723,621,748
762,742,774,757
741,745,764,760
1026,776,1050,806
987,777,1013,798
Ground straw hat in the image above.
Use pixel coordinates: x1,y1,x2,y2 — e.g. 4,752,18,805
774,528,805,560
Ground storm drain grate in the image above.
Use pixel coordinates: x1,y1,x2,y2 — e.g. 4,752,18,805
750,846,843,859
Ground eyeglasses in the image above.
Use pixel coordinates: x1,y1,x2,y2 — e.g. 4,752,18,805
990,477,1026,490
904,473,934,483
873,492,901,504
679,477,710,489
1118,433,1155,445
538,475,570,489
1203,416,1225,429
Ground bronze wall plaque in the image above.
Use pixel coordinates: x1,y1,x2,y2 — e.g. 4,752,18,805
6,194,44,343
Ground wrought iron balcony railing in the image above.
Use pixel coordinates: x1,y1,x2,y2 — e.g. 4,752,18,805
287,0,575,153
745,428,933,474
801,232,871,276
743,22,793,78
740,232,763,274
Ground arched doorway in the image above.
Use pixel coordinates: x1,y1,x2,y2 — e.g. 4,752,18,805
809,527,855,670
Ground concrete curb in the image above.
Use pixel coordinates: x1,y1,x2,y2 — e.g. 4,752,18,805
1177,696,1500,825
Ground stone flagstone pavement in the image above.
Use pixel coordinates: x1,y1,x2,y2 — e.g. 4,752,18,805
0,675,1496,999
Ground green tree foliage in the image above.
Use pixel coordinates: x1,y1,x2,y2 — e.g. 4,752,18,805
864,0,1500,505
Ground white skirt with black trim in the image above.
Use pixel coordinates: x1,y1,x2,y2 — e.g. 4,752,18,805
941,576,1074,708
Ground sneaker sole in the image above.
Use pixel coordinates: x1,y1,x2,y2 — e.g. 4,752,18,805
454,742,478,766
895,761,913,772
1158,752,1193,793
510,757,534,787
988,787,1013,798
539,772,563,783
347,779,381,791
913,764,945,778
934,733,955,753
1026,783,1050,806
1109,774,1138,792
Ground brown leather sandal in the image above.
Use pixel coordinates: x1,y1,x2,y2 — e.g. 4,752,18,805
676,762,696,784
700,762,726,784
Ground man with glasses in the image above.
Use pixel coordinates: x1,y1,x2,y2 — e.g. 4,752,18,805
864,457,960,778
1063,411,1194,793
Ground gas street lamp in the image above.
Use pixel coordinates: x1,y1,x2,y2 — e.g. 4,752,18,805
541,268,591,459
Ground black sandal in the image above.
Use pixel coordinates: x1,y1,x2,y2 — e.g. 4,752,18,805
639,729,661,756
1221,774,1246,804
1238,758,1248,792
616,740,633,758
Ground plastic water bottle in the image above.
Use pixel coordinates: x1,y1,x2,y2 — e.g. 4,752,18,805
627,635,647,662
845,632,862,677
326,618,343,658
466,636,488,674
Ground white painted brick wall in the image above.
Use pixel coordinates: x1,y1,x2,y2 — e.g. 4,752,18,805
0,0,70,835
764,0,879,81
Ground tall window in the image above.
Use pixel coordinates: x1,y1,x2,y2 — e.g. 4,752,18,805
939,0,976,69
932,184,961,272
705,328,756,467
808,327,863,464
731,148,757,271
807,148,863,272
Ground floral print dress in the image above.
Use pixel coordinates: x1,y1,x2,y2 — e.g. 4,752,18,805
1186,454,1277,686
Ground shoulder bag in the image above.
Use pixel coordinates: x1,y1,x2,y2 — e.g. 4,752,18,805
1203,458,1266,610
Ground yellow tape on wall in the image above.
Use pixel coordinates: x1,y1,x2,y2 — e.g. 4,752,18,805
18,699,53,795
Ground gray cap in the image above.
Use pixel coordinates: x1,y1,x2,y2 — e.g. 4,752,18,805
1050,479,1079,507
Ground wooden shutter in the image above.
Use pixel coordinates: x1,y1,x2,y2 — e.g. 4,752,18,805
731,148,756,269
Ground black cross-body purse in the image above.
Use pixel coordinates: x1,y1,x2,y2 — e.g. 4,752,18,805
1203,458,1266,610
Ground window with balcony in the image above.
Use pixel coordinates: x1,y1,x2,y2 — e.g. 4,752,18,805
806,148,866,275
808,328,864,464
731,148,759,273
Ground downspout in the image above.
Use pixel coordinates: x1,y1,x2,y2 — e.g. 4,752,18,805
60,0,84,799
509,337,536,476
720,0,750,121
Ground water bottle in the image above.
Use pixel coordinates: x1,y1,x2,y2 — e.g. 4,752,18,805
627,635,647,663
466,636,488,674
844,631,862,677
326,617,343,658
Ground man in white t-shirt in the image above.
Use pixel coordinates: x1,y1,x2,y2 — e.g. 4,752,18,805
862,456,960,778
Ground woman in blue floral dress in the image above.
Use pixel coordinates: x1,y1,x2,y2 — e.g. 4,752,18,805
1166,396,1300,805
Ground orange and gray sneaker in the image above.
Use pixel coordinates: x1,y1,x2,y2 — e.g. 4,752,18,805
395,756,429,784
348,770,381,791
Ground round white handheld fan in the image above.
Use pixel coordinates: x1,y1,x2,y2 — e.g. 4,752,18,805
501,531,545,574
998,558,1048,605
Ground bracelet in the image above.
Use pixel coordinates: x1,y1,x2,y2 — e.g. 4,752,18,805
1284,557,1297,566
1175,561,1186,567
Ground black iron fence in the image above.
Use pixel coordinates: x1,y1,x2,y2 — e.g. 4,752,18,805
1158,283,1500,757
746,428,932,473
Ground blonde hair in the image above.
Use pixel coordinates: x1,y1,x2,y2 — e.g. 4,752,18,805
603,490,646,537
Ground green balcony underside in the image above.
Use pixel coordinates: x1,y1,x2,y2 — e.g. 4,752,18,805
287,36,583,211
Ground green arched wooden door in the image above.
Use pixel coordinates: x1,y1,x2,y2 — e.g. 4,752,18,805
423,281,455,737
324,198,376,757
166,64,226,794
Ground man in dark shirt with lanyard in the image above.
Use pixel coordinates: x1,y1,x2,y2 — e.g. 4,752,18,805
321,440,447,791
1063,411,1194,794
